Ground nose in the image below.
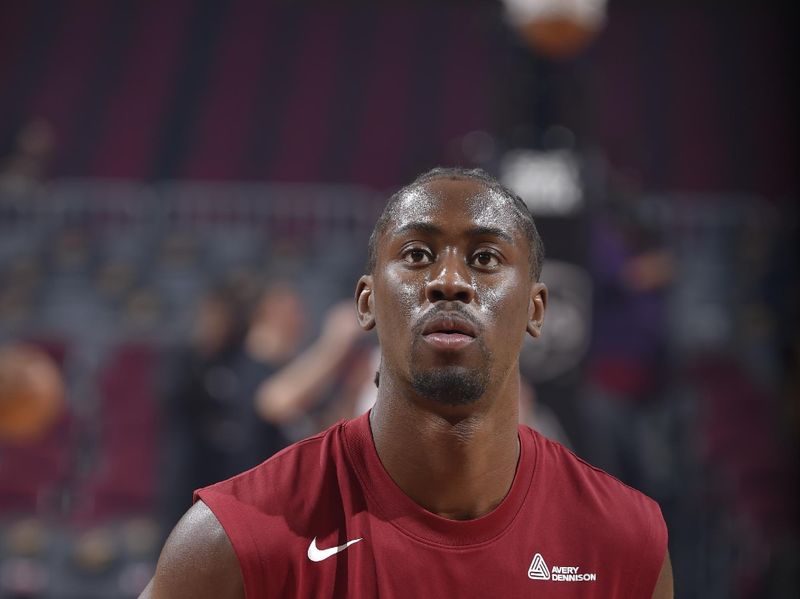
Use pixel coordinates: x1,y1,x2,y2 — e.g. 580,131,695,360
425,250,475,304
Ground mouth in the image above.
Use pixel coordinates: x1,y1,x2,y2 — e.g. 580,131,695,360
420,313,477,350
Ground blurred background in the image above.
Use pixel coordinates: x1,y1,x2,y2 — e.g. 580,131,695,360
0,0,796,597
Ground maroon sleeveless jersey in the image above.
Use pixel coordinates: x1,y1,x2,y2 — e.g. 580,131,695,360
195,412,667,598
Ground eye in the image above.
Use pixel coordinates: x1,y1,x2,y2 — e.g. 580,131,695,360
471,250,500,268
402,248,433,265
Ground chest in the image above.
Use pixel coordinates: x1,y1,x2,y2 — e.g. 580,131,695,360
257,515,634,599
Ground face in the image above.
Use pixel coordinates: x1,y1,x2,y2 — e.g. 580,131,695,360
356,178,546,407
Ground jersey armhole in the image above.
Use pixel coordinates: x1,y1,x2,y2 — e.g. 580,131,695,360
626,500,668,599
195,489,267,599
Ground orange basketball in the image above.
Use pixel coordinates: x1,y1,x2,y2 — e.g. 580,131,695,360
0,344,64,443
519,16,601,60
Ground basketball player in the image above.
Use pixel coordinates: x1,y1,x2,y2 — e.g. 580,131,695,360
141,168,673,598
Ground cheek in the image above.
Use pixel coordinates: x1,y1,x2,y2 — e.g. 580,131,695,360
475,277,530,334
375,269,424,334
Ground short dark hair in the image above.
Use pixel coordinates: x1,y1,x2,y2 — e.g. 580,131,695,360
365,167,545,279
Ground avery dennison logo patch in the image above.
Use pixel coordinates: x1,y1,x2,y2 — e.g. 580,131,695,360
528,553,551,580
527,553,597,582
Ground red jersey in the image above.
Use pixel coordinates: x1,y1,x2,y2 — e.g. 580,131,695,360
195,412,667,598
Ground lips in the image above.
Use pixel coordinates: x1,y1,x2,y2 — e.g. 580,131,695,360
420,313,477,350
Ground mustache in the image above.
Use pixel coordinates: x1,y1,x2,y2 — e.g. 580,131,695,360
412,304,482,336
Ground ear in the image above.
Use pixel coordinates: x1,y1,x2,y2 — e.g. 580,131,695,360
526,282,547,338
355,275,376,331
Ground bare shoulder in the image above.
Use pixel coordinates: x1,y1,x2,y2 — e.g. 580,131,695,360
139,501,244,599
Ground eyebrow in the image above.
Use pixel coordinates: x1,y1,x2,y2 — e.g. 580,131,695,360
391,222,515,244
392,222,442,237
466,225,515,244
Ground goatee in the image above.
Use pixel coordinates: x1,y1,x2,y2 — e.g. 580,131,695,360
410,365,489,406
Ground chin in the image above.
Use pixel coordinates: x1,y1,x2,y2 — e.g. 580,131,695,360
410,366,488,407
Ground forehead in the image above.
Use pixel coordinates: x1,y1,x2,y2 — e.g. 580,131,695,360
387,178,521,235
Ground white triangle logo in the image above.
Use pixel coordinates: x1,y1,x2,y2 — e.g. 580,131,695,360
528,553,551,580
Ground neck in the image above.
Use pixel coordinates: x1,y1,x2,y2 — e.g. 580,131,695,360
369,371,521,520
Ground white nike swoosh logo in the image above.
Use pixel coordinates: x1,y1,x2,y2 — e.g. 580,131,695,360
307,536,363,562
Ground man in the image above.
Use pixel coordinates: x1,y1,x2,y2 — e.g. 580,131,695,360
141,168,673,598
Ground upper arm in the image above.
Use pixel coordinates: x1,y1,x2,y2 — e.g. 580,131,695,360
139,501,244,599
650,550,674,599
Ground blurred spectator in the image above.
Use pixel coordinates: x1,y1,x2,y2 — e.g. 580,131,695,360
581,191,675,491
254,299,364,427
161,283,377,532
162,282,306,527
0,118,55,198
